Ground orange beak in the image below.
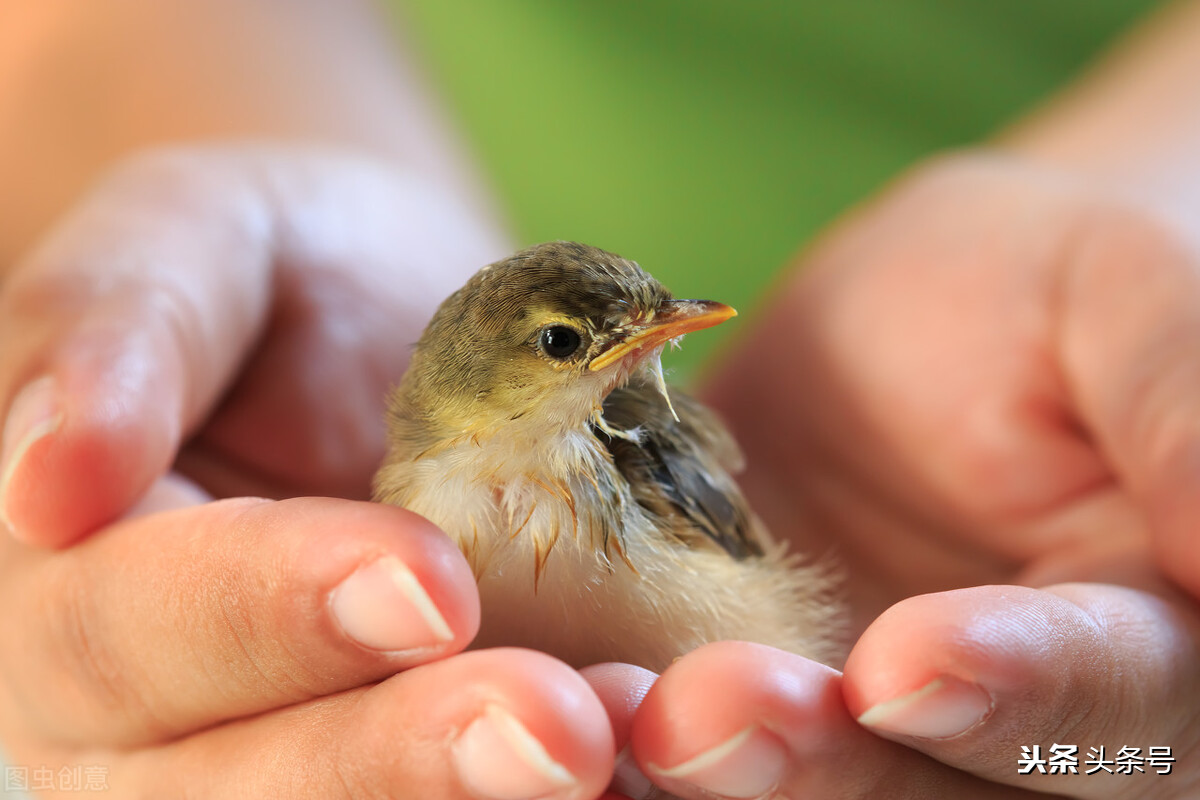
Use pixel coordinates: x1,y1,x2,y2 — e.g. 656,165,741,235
588,299,737,371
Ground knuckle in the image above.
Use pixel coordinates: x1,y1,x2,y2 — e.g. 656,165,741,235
100,145,247,204
45,564,170,742
325,693,436,800
189,506,334,703
203,572,322,704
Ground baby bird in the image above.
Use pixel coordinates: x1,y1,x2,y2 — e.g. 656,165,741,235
374,242,841,672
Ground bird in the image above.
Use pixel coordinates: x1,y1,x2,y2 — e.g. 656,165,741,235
373,241,842,672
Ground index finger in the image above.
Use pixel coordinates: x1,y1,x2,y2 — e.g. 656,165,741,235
0,146,504,547
0,149,274,545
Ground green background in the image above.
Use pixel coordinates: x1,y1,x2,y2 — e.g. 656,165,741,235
390,0,1150,378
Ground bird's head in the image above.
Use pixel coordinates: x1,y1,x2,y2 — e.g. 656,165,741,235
394,241,735,442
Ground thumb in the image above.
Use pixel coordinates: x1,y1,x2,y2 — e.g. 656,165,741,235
845,582,1199,798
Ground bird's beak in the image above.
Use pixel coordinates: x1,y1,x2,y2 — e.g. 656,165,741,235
589,299,737,371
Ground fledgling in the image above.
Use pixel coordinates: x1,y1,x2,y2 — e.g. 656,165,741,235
374,242,842,672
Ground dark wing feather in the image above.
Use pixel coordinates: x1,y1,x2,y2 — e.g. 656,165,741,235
594,378,764,559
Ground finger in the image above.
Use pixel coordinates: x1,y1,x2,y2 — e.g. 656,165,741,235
846,583,1200,798
0,496,479,747
0,150,273,545
120,471,214,518
112,649,614,800
581,662,659,799
1055,212,1200,596
698,159,1123,621
0,146,503,546
631,641,1035,799
168,151,507,502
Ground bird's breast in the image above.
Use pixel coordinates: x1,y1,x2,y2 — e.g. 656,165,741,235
375,418,844,670
381,424,641,581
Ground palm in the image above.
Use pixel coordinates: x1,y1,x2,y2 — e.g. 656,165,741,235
173,271,405,502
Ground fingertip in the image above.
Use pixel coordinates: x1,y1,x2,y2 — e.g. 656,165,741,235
633,643,768,751
0,375,64,543
1,322,190,547
841,588,1015,726
579,662,658,747
268,497,482,656
842,585,1115,745
579,663,658,800
4,435,147,549
0,382,173,548
425,648,615,800
852,675,995,741
631,642,840,799
842,583,1200,795
636,641,831,735
842,596,942,720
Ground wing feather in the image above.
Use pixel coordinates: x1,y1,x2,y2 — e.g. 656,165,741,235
594,377,765,559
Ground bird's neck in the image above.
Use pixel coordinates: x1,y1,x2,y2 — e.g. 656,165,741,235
384,378,609,479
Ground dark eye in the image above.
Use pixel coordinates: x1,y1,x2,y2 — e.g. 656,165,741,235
539,325,582,359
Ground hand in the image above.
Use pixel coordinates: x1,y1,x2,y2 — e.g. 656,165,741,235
0,491,621,798
621,153,1200,798
0,145,506,545
0,147,621,799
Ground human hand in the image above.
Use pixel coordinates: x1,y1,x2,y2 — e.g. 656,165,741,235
0,147,622,799
620,153,1200,798
0,491,623,798
0,145,506,545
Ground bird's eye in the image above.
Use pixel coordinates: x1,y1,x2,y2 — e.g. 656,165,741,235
539,325,582,359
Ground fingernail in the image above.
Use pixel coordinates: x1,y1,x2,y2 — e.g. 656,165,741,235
330,555,454,652
649,725,786,799
452,704,577,800
857,676,993,739
0,376,62,538
612,745,655,800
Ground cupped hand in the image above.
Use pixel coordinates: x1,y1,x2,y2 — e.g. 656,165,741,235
0,147,624,799
707,152,1200,615
0,145,507,546
617,152,1200,798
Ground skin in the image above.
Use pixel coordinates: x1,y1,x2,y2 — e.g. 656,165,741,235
2,1,1200,799
694,154,1200,799
653,4,1200,796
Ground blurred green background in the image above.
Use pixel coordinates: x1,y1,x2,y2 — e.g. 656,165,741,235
389,0,1150,379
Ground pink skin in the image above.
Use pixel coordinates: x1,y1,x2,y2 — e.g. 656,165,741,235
0,149,622,799
656,154,1200,799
